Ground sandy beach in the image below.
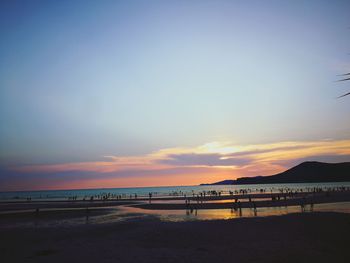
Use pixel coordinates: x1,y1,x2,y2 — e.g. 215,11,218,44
0,212,349,263
1,190,350,262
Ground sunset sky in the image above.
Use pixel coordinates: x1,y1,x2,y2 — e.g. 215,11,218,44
1,0,350,191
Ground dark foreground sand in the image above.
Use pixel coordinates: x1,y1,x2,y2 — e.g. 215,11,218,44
1,212,350,263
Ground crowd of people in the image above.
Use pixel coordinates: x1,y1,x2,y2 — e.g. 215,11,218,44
16,185,350,204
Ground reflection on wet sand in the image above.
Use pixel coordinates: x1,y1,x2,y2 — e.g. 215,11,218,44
1,187,350,227
117,201,350,222
1,201,350,228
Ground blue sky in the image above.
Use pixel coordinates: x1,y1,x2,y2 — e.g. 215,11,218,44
0,0,350,190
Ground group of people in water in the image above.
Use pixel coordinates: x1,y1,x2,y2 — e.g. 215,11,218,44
19,186,350,207
21,185,349,219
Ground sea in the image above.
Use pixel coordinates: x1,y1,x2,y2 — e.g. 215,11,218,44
1,181,350,201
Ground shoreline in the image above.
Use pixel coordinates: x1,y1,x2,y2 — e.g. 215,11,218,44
1,190,349,212
132,192,350,210
1,190,349,228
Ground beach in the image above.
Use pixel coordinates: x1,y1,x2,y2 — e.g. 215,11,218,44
1,212,350,263
1,188,350,262
2,187,350,215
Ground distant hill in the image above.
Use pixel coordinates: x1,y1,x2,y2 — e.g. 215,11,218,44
201,161,350,185
201,179,236,185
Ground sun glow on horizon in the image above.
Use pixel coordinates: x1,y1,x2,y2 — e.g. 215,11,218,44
2,139,349,191
1,1,350,192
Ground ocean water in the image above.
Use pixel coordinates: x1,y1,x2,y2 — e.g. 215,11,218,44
1,181,350,201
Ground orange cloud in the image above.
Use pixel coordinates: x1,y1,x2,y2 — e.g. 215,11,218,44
4,139,349,191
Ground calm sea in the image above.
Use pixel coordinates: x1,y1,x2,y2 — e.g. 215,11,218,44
1,182,350,201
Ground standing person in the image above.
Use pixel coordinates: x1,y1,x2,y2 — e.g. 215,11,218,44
238,201,242,216
233,200,238,211
149,192,152,203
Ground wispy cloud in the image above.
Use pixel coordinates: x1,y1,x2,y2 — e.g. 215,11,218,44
3,139,350,190
158,153,252,167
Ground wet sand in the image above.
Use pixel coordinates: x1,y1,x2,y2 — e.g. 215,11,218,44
134,191,350,210
1,212,349,263
0,200,138,212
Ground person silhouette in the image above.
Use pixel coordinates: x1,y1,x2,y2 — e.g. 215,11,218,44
238,201,242,216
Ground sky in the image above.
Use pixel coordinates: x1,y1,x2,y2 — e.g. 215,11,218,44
0,0,350,191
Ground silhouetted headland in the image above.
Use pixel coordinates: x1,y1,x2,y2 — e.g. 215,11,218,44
201,161,350,185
